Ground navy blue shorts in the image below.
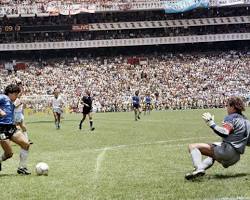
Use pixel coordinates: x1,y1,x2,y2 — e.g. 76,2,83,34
133,104,140,109
0,124,17,140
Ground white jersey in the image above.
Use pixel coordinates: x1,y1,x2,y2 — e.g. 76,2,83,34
14,98,23,113
52,95,64,109
14,98,24,123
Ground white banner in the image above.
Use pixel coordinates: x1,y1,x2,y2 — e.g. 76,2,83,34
216,0,244,6
45,1,95,15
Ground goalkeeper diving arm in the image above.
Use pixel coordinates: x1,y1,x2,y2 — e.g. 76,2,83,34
202,112,231,138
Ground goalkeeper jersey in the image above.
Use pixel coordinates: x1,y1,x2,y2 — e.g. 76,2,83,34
222,113,250,154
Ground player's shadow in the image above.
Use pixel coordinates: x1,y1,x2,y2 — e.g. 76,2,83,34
0,173,20,177
187,173,249,182
211,173,248,179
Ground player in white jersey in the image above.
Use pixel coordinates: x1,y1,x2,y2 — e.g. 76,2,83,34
14,79,32,144
51,88,64,129
185,96,250,180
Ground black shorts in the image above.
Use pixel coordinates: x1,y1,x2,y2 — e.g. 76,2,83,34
0,124,17,140
82,108,92,115
133,104,140,109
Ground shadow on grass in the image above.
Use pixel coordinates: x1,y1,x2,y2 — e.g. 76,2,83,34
26,119,79,124
187,173,249,182
0,173,20,177
26,120,52,124
210,173,248,179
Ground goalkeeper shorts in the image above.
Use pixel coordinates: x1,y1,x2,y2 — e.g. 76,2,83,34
213,142,240,168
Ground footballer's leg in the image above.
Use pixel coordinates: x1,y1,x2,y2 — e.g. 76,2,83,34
134,108,137,121
0,140,14,171
88,113,95,131
53,112,58,128
11,130,31,175
185,143,214,180
137,108,141,120
200,157,214,170
18,121,33,144
56,112,61,129
148,104,151,115
79,114,86,130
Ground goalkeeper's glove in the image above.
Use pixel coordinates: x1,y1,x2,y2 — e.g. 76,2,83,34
202,112,215,127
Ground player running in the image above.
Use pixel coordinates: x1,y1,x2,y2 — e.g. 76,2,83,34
79,90,95,131
14,79,32,144
51,88,64,129
132,90,141,121
0,84,31,175
144,91,152,115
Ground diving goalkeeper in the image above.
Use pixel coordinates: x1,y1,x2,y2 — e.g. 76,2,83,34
185,96,250,180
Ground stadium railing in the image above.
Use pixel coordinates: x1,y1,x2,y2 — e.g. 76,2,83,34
0,33,250,51
0,0,250,17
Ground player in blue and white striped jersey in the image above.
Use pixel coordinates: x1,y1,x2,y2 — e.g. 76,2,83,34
0,84,31,175
144,91,151,115
132,90,141,121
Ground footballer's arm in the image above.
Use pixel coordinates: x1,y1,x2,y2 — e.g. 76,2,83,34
0,108,6,117
210,122,233,138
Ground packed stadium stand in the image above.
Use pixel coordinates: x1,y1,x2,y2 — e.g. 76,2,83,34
0,0,250,112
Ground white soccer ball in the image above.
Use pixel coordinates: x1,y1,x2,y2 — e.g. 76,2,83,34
35,162,49,176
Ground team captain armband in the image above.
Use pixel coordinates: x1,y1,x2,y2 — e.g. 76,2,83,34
210,123,231,138
222,122,234,133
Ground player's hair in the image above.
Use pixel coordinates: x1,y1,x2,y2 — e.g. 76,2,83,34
54,88,60,94
227,96,245,114
86,90,91,96
4,84,21,95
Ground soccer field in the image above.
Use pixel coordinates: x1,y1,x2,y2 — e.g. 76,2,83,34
1,108,250,200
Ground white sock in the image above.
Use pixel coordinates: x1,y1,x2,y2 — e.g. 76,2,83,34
19,149,29,169
190,148,202,169
198,157,214,170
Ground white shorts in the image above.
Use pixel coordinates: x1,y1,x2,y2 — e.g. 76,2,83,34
53,108,63,114
14,112,24,123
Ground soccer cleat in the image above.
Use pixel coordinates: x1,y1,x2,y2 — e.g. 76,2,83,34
185,169,205,180
17,167,31,175
0,162,2,171
79,124,82,130
90,127,95,131
137,116,141,120
29,140,33,145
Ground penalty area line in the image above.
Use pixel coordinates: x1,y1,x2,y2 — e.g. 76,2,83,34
94,136,214,152
92,136,214,186
94,147,108,182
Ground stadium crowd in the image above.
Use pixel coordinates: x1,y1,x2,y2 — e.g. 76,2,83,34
0,50,249,112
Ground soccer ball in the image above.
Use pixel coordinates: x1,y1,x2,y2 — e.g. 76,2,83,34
35,162,49,176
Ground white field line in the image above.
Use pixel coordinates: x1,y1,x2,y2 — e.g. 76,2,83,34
94,136,214,152
94,147,108,181
93,136,214,182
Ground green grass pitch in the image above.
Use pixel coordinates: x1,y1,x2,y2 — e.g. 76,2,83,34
0,108,250,200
